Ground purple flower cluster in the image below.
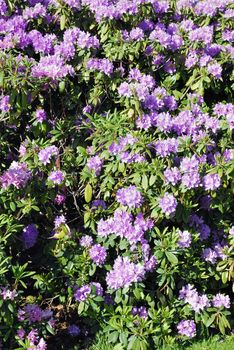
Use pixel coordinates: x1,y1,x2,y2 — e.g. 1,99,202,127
0,288,17,300
18,303,53,324
212,293,230,308
80,235,93,247
0,162,31,189
17,328,47,350
177,320,196,338
132,306,148,319
22,224,38,249
203,173,221,190
0,95,10,112
106,256,145,290
179,284,210,313
116,185,143,208
35,109,47,123
74,282,103,301
38,146,59,165
48,170,64,184
86,155,103,175
109,134,144,164
97,209,153,244
74,285,91,302
178,230,192,248
87,58,114,76
159,193,177,216
89,244,107,266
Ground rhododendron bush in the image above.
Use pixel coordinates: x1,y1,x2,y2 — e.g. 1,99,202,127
0,0,234,349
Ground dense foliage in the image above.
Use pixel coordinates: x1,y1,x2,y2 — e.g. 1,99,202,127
0,0,234,349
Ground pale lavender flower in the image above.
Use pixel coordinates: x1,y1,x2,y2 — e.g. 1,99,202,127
116,185,143,208
0,95,10,112
164,167,181,185
48,170,64,184
179,284,210,313
203,173,221,190
177,320,196,338
35,109,46,123
212,294,230,308
87,155,103,175
36,338,47,350
106,256,145,290
54,215,66,228
89,244,107,265
0,162,31,189
202,248,218,264
144,256,157,272
80,235,93,247
0,288,17,300
27,329,39,343
207,62,222,79
159,193,177,215
178,230,192,248
229,226,234,236
38,146,59,165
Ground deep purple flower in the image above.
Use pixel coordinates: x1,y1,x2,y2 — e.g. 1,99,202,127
91,199,106,209
22,224,38,249
90,282,103,296
54,194,66,205
74,285,91,302
68,324,81,336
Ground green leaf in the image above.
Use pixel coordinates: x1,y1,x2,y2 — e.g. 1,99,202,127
108,331,119,343
142,174,148,191
60,14,66,30
10,202,16,211
84,183,93,203
78,301,85,315
165,252,178,265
